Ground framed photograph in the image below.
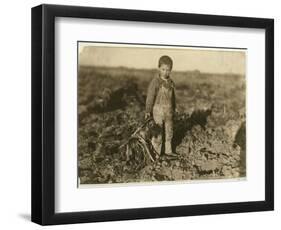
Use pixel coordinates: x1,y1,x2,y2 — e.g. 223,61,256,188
31,4,274,225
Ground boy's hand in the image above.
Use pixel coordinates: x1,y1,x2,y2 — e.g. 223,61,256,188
145,113,151,120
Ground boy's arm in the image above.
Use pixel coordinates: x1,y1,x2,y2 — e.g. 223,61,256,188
145,78,157,115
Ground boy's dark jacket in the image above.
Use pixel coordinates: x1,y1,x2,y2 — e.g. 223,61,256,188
145,75,176,114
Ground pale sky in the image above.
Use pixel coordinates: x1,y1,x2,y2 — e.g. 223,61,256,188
79,43,246,75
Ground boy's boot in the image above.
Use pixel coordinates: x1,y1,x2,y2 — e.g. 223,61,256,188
165,141,177,157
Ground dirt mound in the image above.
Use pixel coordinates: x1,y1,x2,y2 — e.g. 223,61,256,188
79,106,244,183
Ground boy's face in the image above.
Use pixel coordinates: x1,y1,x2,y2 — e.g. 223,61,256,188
159,64,172,79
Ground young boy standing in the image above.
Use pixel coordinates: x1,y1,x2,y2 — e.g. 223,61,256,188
145,55,176,157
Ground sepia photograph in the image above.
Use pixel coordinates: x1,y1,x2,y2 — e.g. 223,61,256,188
77,42,246,186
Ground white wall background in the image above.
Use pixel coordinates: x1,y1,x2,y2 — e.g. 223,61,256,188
0,0,278,228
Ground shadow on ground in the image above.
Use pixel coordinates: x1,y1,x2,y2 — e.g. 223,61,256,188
18,213,30,222
173,109,212,150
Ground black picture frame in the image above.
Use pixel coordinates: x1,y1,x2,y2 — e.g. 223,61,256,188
31,4,274,225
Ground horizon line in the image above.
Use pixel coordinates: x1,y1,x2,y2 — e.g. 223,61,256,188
79,64,245,76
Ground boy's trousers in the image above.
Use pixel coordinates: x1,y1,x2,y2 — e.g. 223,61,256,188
152,104,173,155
